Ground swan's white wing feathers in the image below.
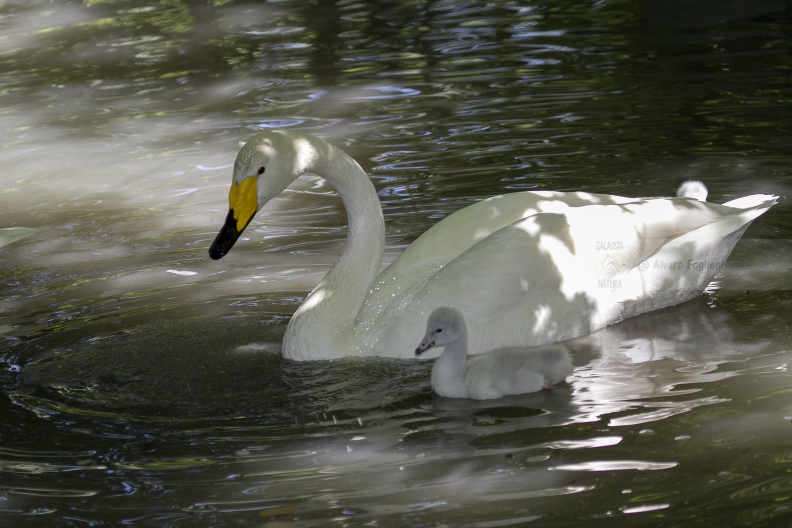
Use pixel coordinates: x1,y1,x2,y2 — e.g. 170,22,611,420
365,195,776,358
379,190,635,279
616,194,778,318
356,190,636,333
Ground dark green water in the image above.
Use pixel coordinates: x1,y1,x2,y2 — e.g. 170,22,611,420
1,0,792,526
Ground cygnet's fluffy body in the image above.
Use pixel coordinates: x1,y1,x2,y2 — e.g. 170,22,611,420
416,307,573,399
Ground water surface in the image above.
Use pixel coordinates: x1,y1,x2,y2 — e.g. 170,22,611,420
2,0,792,526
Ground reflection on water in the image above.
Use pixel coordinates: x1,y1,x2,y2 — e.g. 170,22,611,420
5,296,792,526
2,0,792,526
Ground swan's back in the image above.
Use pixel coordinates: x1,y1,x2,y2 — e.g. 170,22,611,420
360,191,776,358
366,191,636,291
356,191,636,342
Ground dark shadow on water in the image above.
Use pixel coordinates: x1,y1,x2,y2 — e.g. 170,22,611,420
8,289,778,433
8,314,434,428
4,286,790,527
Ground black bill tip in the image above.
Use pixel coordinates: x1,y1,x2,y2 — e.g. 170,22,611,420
209,209,243,260
415,341,434,356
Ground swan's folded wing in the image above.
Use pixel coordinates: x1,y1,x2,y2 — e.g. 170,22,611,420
385,190,636,280
356,190,636,334
365,195,776,358
615,194,778,319
364,211,597,356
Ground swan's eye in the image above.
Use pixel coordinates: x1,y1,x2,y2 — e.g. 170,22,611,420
257,166,265,175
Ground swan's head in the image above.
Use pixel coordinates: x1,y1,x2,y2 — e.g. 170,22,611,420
209,130,320,260
415,307,466,356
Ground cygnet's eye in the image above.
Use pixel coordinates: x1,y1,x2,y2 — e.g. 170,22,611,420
436,328,442,333
257,166,265,175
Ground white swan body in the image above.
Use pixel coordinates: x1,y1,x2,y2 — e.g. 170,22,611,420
209,130,778,361
416,307,573,399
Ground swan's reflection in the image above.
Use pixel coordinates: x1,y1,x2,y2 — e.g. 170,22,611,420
9,291,786,525
425,294,773,438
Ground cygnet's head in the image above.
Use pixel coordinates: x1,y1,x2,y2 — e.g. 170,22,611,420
415,307,466,356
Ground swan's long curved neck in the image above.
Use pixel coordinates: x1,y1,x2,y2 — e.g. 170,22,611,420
282,139,385,360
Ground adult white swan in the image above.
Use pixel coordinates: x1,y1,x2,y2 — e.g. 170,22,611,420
209,130,777,361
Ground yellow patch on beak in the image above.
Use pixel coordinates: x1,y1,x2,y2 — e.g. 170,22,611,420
228,177,258,232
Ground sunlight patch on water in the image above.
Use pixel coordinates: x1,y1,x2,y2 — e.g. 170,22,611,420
0,486,98,499
607,396,730,427
542,436,622,450
622,502,671,514
551,460,678,472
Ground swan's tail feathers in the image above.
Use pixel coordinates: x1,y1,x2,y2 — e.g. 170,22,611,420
722,194,779,211
677,180,708,201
